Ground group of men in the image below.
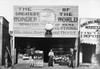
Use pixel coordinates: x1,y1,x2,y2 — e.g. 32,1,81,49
29,48,76,68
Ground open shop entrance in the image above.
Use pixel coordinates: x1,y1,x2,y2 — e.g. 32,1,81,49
15,37,76,63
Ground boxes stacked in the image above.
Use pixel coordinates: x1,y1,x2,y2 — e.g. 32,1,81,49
34,59,43,67
33,50,44,67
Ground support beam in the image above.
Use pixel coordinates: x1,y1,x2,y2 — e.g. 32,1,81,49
12,36,15,65
79,45,83,66
0,25,2,66
75,37,78,67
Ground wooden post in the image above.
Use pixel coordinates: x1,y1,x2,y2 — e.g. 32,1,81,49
0,20,2,66
12,36,15,65
79,45,83,66
75,37,78,67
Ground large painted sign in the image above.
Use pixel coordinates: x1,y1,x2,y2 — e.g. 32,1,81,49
13,6,78,37
80,18,100,44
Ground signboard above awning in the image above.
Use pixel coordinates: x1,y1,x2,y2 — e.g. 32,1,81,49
80,18,100,44
13,6,78,37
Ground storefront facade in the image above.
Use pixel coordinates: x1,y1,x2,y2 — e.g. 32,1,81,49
12,6,79,66
79,18,100,66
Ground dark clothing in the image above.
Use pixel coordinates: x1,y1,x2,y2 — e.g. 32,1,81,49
31,54,34,59
48,51,54,66
69,53,75,61
29,48,35,59
48,56,53,66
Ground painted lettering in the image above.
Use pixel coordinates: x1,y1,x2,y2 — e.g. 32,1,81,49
58,17,78,22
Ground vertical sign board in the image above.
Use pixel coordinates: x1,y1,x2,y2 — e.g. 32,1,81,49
80,18,100,44
13,6,78,37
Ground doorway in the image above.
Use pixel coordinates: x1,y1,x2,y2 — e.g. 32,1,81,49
82,43,96,63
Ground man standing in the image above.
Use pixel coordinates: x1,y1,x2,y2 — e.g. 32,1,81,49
29,48,35,67
69,48,76,68
48,49,54,67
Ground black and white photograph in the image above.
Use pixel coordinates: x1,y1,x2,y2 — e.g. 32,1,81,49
0,0,100,69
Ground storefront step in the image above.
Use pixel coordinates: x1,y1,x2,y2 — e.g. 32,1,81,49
79,63,91,67
0,66,12,69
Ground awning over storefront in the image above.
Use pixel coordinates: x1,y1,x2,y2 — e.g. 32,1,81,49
80,39,99,45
